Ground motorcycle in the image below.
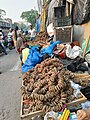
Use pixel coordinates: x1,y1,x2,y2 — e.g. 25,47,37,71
0,45,3,53
0,41,7,55
8,40,14,50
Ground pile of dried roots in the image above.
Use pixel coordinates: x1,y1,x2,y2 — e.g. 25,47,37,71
21,58,76,114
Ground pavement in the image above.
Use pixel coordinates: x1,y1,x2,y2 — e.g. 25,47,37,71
0,49,44,120
0,49,22,120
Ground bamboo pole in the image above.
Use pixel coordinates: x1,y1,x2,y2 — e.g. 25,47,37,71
82,36,90,59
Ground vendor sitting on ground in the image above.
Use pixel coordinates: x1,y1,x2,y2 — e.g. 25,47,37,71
77,107,90,120
28,24,36,41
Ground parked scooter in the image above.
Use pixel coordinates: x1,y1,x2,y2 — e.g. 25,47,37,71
8,40,14,50
4,35,8,48
0,41,7,55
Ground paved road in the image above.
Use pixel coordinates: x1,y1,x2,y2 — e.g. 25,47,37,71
0,49,22,120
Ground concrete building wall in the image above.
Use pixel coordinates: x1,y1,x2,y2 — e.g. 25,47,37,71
73,21,90,47
81,22,90,40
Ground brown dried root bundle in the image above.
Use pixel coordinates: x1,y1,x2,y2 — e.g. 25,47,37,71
22,58,76,114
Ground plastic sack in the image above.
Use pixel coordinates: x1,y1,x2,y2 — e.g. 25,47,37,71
22,48,30,64
70,113,78,120
44,111,58,120
70,81,81,98
82,38,90,54
66,44,83,59
41,41,61,56
81,101,90,110
47,23,54,37
22,46,43,73
85,53,90,64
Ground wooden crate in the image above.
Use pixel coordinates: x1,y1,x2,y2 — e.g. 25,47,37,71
74,74,90,79
54,16,71,27
20,80,44,119
20,73,87,119
20,96,43,119
20,92,87,119
54,26,73,43
67,92,87,107
53,6,71,27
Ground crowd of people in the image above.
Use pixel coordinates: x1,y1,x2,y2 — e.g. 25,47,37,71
0,14,41,74
0,14,41,54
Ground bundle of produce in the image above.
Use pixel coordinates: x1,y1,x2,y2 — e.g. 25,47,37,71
21,58,76,114
73,74,90,87
29,31,49,46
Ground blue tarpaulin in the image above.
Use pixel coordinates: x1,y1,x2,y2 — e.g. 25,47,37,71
22,46,43,73
22,41,61,73
41,41,61,56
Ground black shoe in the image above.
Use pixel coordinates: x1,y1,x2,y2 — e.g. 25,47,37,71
0,72,2,74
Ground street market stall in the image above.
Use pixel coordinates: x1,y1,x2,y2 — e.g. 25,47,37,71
20,28,90,120
20,56,90,119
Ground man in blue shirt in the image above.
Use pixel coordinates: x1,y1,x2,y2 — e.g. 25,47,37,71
35,14,41,33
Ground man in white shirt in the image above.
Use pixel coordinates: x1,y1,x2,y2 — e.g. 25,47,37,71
28,24,36,41
8,28,13,42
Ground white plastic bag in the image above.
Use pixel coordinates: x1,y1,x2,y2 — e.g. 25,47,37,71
66,44,83,59
47,23,54,37
81,101,90,110
70,81,81,98
85,53,90,64
44,111,58,120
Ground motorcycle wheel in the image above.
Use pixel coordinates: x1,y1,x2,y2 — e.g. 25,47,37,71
8,45,12,50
